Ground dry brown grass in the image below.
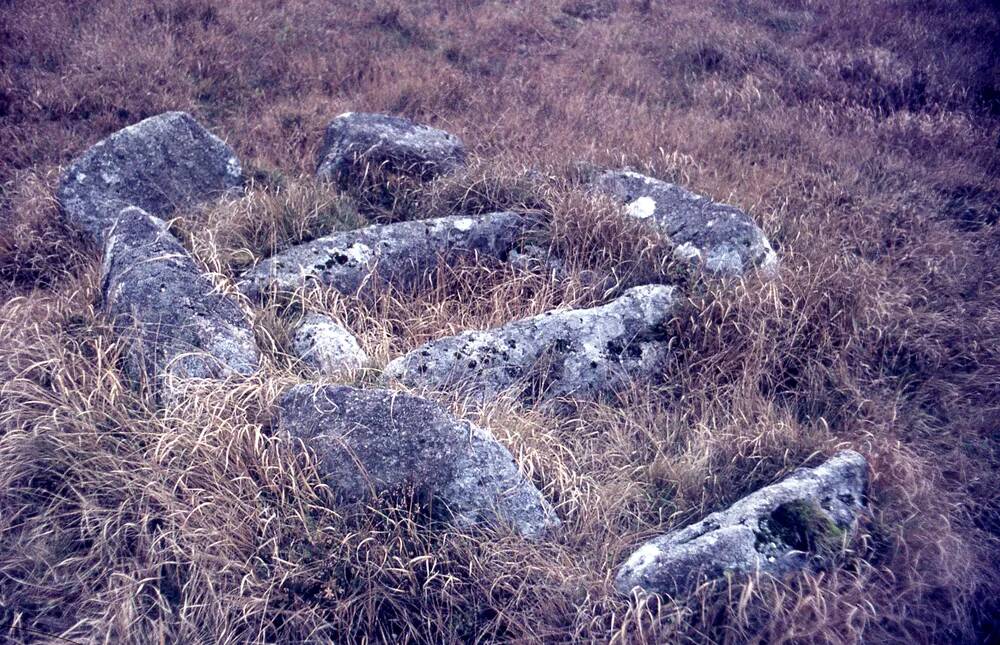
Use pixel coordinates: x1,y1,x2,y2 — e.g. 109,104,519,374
2,0,999,642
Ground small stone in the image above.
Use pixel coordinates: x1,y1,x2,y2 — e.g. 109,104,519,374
316,112,465,186
277,384,559,539
592,170,777,275
615,450,868,597
507,244,567,278
382,284,680,405
59,112,243,244
290,313,368,378
101,207,259,393
240,212,530,300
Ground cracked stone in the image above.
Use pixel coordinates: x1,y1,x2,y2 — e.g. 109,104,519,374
240,212,531,299
59,111,243,244
615,450,867,596
383,284,680,406
101,207,260,394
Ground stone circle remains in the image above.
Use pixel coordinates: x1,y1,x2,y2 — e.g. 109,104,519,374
58,109,866,597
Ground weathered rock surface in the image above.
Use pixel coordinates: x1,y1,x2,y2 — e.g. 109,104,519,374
316,112,465,185
383,284,680,405
59,111,243,244
240,212,530,299
592,170,777,275
508,243,567,277
278,384,559,539
101,207,259,390
615,450,868,596
291,313,368,378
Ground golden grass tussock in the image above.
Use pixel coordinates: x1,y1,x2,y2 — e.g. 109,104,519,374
2,0,999,642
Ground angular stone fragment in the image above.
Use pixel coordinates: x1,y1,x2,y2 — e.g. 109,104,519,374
316,112,465,185
383,285,680,405
101,207,259,390
278,384,559,539
59,111,243,244
592,170,777,275
615,450,868,597
240,212,530,299
291,313,368,378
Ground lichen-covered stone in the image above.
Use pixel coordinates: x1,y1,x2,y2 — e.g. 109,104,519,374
240,212,530,299
615,450,868,597
382,284,680,405
316,112,465,185
101,207,259,390
59,112,243,244
592,170,777,275
291,313,368,378
277,384,559,539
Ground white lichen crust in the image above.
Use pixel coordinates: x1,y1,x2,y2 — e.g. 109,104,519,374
383,284,681,405
593,170,778,275
240,212,531,299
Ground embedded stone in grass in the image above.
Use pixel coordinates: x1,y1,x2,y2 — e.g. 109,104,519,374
561,0,617,21
239,212,531,299
291,313,368,378
101,207,259,392
277,384,560,539
316,112,466,186
614,450,868,597
58,111,243,245
592,169,777,275
382,284,681,406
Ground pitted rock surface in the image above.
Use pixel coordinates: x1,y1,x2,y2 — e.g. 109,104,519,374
382,284,680,405
101,207,259,390
240,212,529,299
592,170,777,275
59,111,243,244
291,313,368,378
615,450,868,596
277,384,559,539
316,112,465,185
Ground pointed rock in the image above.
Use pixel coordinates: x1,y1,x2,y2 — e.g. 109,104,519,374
291,313,368,378
317,112,465,186
240,212,530,299
615,450,868,596
592,170,777,275
102,207,259,391
59,111,243,244
383,284,680,405
278,384,559,539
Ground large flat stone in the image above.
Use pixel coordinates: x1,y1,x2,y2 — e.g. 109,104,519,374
615,450,868,596
239,212,530,299
592,170,777,275
101,207,260,391
316,112,465,186
278,384,559,539
59,111,243,244
383,284,680,405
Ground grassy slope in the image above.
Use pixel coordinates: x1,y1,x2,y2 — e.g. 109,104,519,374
1,0,999,642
